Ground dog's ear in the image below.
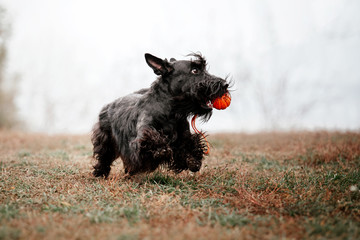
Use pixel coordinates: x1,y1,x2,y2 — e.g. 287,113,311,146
145,53,173,76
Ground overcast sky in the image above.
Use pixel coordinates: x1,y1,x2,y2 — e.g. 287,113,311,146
1,0,360,133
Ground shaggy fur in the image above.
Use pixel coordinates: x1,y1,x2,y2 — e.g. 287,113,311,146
92,53,230,178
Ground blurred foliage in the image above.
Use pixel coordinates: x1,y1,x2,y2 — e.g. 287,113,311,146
0,6,17,129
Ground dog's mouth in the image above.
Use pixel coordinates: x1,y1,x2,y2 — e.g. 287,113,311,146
200,99,215,110
195,81,231,110
201,91,231,110
204,100,213,109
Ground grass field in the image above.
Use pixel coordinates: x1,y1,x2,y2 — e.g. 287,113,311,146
0,130,359,240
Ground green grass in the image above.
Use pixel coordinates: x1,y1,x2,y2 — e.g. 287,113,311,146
0,131,359,239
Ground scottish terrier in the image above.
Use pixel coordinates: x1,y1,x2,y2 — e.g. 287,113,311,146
91,53,230,178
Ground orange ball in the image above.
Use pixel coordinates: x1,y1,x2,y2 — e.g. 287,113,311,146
212,92,231,110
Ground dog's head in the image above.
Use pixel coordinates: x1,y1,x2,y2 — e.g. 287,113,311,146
145,53,230,119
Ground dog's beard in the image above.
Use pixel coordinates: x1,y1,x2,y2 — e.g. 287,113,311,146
192,81,229,110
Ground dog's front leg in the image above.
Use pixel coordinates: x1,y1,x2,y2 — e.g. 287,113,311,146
185,132,206,172
139,128,173,171
125,126,172,175
170,119,207,173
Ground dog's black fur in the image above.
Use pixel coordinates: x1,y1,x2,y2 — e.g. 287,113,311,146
92,53,230,178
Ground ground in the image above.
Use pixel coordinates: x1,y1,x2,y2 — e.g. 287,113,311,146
0,130,359,240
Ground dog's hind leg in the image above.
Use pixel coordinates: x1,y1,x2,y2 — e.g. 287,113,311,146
91,123,118,178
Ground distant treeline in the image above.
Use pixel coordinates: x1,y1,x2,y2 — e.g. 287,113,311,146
0,6,18,129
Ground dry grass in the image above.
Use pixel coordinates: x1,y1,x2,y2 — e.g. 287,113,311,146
1,130,359,239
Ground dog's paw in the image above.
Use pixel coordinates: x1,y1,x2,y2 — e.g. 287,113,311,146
92,167,110,178
186,157,202,172
153,147,173,160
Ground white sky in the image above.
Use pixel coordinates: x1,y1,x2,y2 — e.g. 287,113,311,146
1,0,360,133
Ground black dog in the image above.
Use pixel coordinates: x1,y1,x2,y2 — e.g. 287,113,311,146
92,53,230,178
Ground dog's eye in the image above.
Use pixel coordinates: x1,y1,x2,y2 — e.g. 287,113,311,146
191,68,200,74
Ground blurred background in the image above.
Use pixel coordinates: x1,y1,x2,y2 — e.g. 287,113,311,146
0,0,359,134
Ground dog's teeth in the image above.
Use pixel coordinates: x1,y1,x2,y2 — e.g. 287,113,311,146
206,100,213,108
